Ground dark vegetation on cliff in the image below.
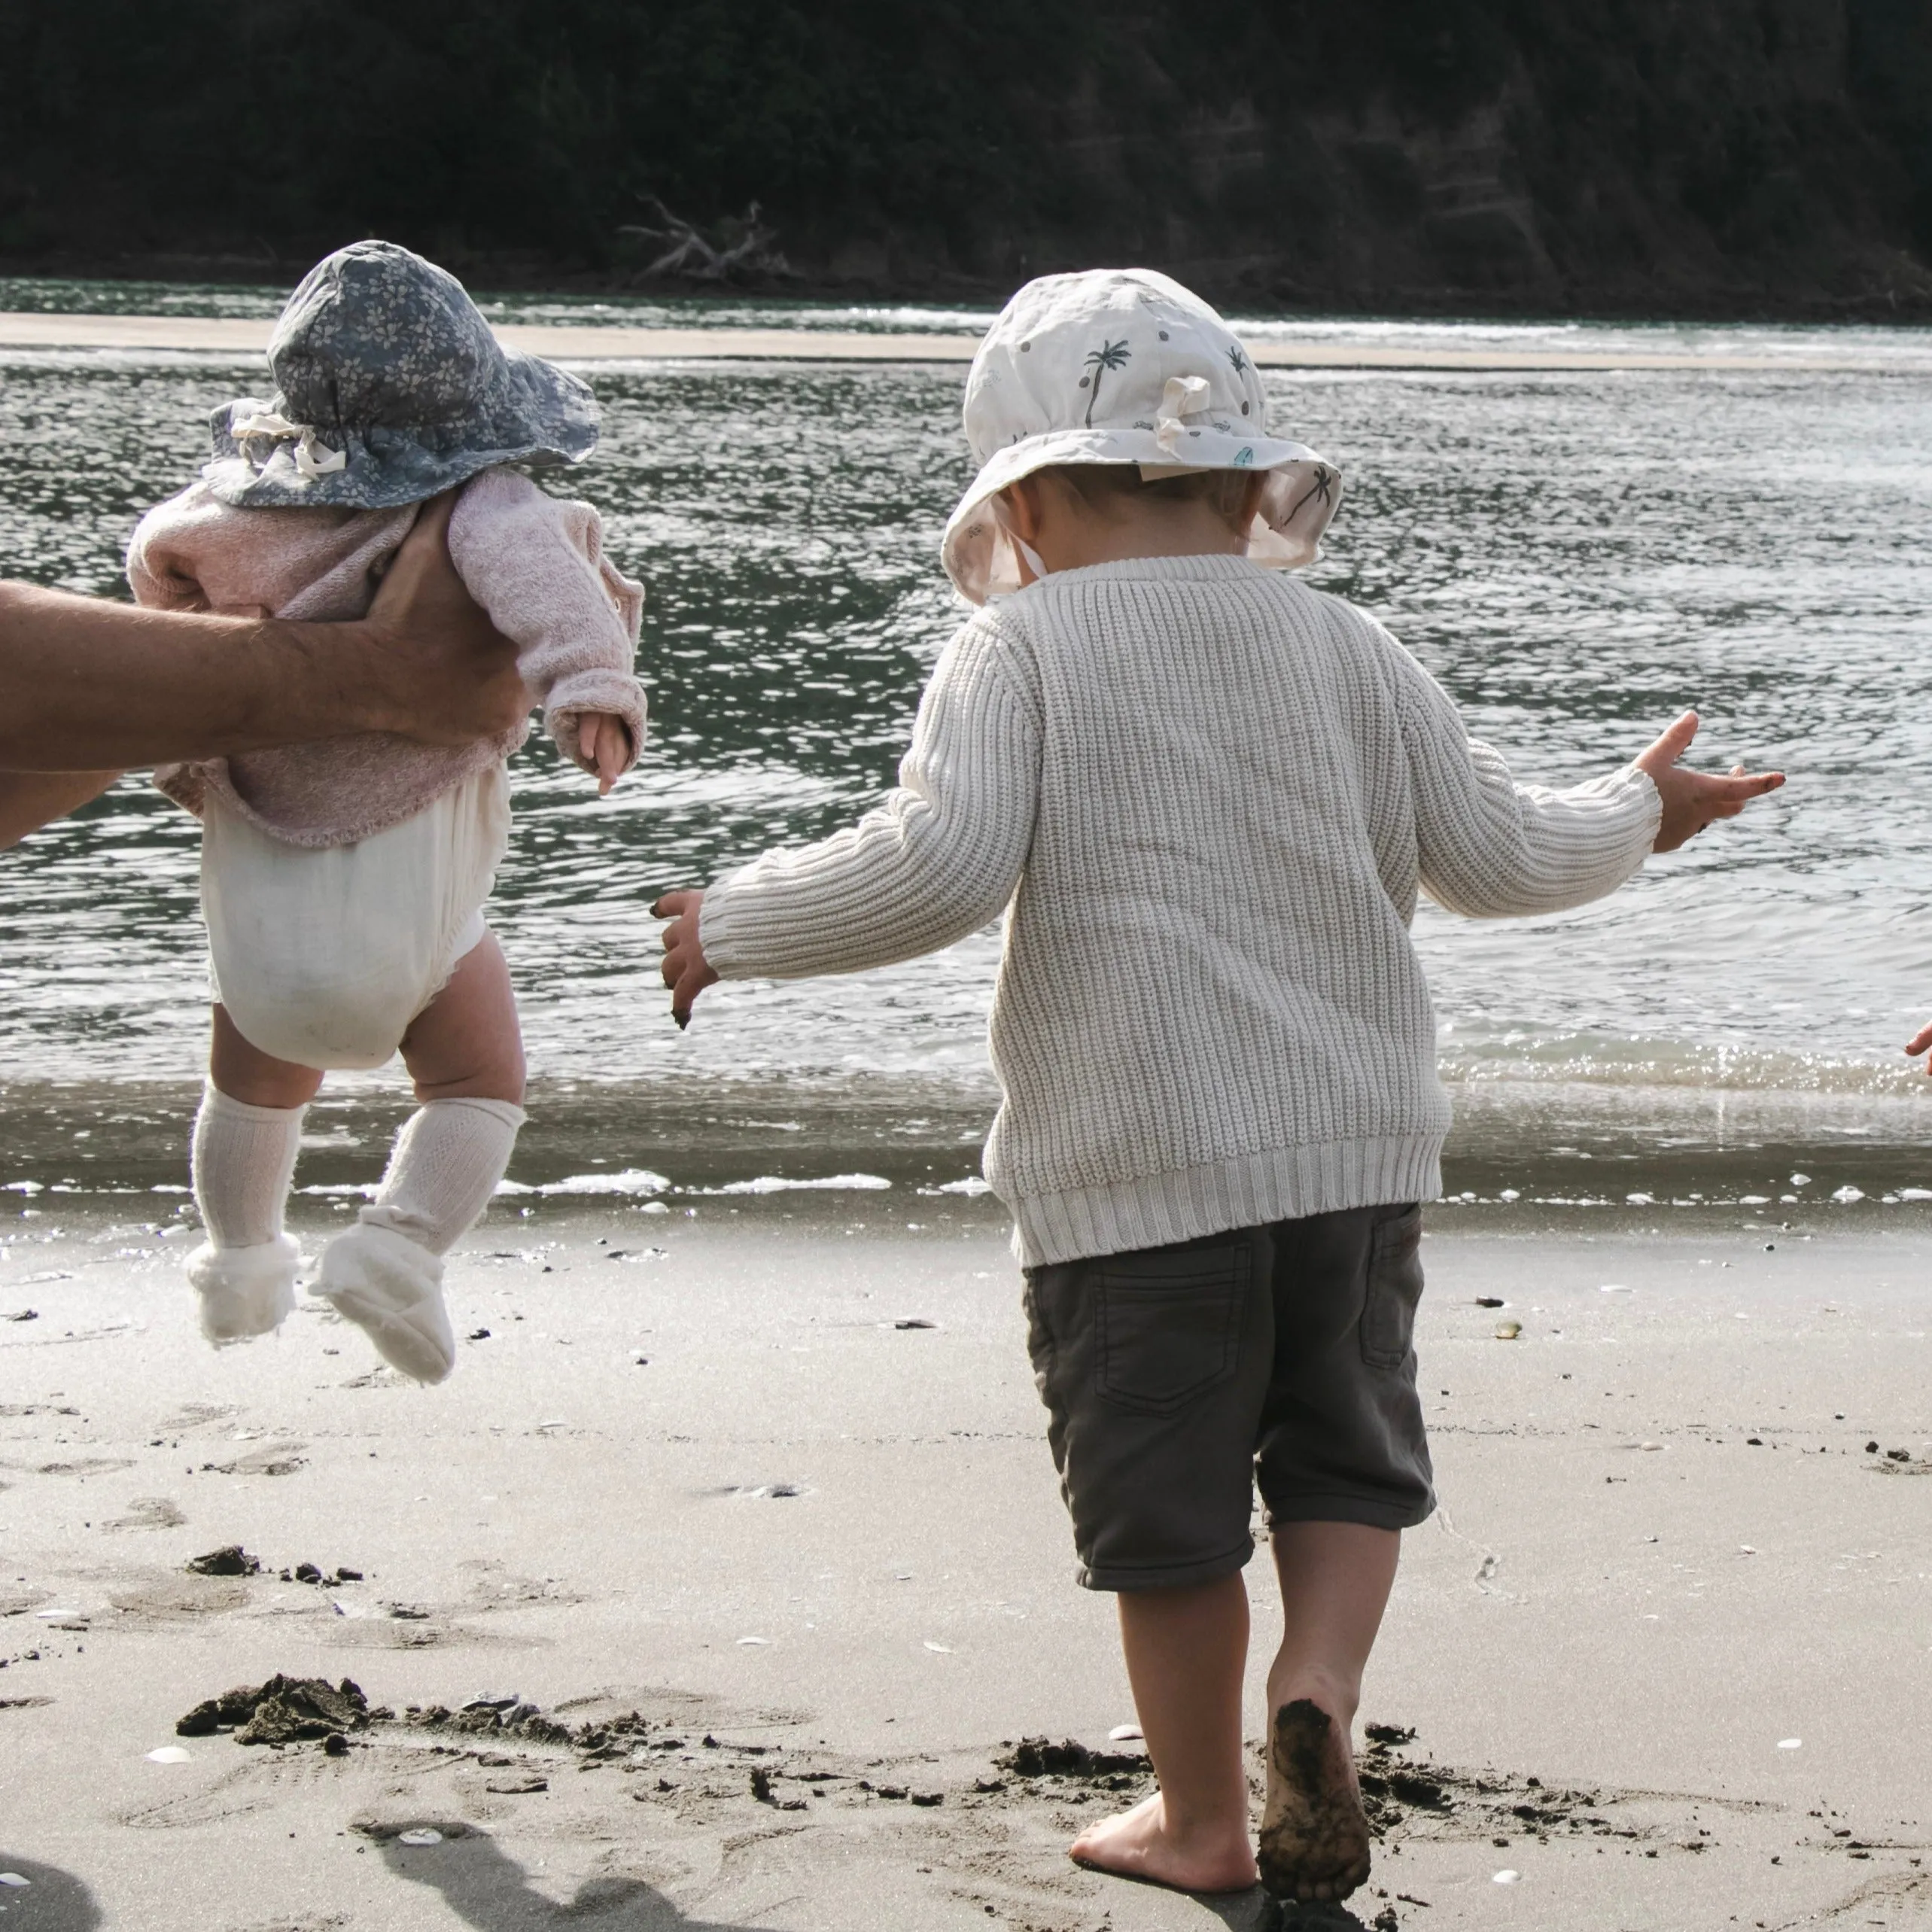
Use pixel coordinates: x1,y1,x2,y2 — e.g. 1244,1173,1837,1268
3,0,1930,316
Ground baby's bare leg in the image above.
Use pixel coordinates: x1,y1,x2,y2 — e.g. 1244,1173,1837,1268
398,933,525,1103
1256,1522,1399,1902
211,1004,326,1108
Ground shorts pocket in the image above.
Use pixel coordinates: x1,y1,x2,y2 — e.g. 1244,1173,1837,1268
1359,1204,1424,1371
1021,1270,1060,1380
1094,1241,1249,1416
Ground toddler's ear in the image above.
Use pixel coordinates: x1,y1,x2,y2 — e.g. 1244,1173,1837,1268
1001,476,1047,543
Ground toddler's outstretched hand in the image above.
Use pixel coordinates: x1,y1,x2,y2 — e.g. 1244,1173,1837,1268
653,890,718,1030
1906,1021,1932,1076
577,713,631,796
1635,711,1783,852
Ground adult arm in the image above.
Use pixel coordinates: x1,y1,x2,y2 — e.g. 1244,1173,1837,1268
0,494,528,772
0,771,122,849
688,615,1041,983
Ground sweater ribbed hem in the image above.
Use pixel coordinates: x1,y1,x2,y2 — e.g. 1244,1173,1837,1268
1006,1133,1445,1269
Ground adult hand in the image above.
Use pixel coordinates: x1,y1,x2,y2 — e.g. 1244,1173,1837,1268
362,492,530,744
1906,1021,1932,1076
653,889,719,1029
1634,711,1784,852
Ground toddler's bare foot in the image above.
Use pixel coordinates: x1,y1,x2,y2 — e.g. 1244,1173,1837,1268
1069,1791,1258,1896
1256,1697,1372,1902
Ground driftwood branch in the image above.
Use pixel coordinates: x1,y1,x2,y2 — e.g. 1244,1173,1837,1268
618,198,798,282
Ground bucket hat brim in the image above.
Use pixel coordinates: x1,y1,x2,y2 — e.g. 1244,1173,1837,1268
202,344,599,511
942,425,1343,605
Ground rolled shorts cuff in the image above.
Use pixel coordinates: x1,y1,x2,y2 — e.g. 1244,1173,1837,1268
1076,1535,1255,1594
1263,1489,1436,1534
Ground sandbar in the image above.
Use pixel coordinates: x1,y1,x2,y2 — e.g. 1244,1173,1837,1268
0,310,1910,374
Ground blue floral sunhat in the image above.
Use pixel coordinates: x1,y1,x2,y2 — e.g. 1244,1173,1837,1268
202,240,599,510
942,269,1342,604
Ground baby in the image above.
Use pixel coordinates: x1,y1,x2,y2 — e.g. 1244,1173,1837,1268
127,240,646,1383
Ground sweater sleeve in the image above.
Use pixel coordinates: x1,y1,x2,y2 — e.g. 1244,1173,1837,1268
126,486,230,613
446,467,647,776
699,612,1040,981
1386,631,1661,918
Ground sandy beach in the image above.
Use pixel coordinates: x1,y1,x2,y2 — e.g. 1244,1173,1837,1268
2,1191,1928,1932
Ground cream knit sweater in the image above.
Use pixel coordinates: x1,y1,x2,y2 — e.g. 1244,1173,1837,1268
700,555,1661,1267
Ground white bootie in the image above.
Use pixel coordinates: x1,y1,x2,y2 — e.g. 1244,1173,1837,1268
312,1223,455,1384
308,1098,522,1385
186,1234,301,1346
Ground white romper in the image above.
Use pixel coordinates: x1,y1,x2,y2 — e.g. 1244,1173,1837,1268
200,760,512,1069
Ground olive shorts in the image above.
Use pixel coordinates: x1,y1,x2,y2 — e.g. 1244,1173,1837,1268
1022,1203,1435,1592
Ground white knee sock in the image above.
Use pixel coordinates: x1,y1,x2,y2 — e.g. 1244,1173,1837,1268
358,1098,525,1255
192,1085,306,1249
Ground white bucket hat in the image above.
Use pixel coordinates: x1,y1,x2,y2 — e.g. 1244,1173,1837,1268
942,268,1342,604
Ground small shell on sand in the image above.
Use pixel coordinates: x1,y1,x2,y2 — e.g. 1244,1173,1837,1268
1494,1320,1523,1340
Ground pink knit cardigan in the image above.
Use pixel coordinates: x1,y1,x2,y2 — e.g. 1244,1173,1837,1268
126,465,647,848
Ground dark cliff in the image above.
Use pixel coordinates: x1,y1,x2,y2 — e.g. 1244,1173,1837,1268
2,0,1930,316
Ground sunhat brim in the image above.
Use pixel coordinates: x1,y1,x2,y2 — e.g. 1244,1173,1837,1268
942,426,1343,604
202,347,600,511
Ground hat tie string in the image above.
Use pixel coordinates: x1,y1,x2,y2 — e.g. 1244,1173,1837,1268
230,410,348,482
1153,376,1212,455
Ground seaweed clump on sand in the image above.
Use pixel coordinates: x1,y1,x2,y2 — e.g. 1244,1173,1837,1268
1356,1723,1453,1830
403,1697,653,1756
1352,1722,1641,1847
177,1675,375,1745
996,1736,1152,1787
184,1544,260,1577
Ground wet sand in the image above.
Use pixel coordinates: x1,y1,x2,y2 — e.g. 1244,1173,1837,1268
0,310,1910,373
2,1205,1929,1930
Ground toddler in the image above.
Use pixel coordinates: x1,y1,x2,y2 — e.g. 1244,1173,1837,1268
656,269,1781,1900
129,240,646,1384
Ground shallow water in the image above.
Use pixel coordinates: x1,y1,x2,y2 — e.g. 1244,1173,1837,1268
1,286,1930,1185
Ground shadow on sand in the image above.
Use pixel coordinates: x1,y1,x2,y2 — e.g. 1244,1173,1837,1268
1196,1889,1377,1931
0,1857,102,1932
369,1818,1383,1931
373,1824,786,1930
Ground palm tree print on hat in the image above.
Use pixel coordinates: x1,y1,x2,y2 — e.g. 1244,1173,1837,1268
1287,465,1339,519
1228,343,1252,412
1080,340,1131,426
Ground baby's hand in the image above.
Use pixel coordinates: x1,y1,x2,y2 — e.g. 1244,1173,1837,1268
1634,711,1784,852
577,713,631,796
1906,1021,1932,1076
652,890,719,1030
